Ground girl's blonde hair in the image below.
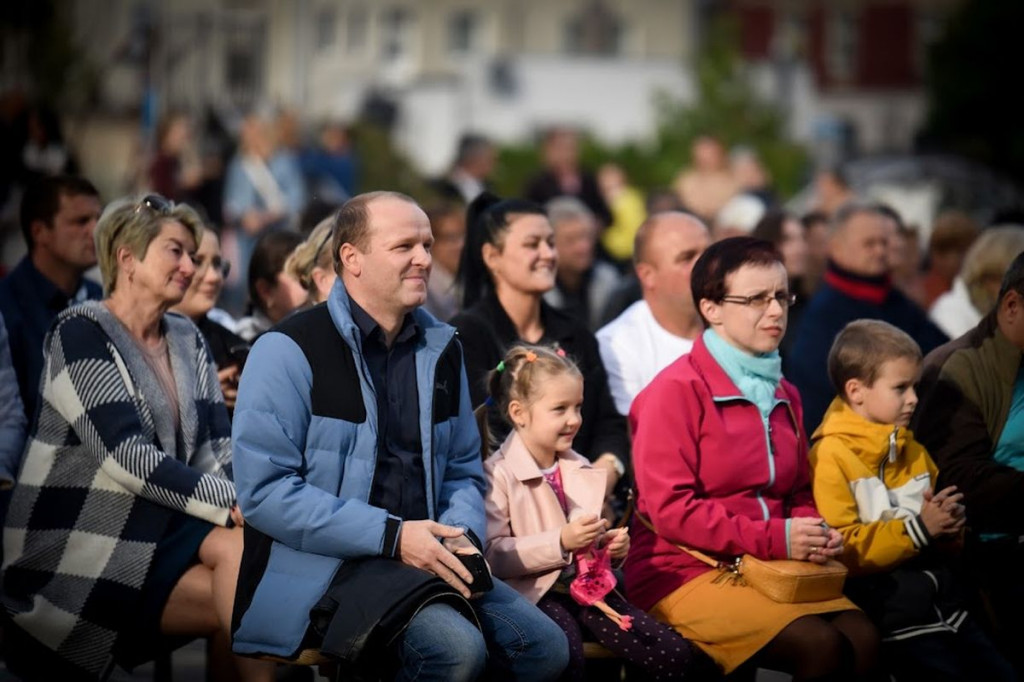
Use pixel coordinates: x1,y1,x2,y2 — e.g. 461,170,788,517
284,216,335,302
474,344,582,458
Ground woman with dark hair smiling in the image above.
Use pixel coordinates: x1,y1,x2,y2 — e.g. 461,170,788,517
451,192,629,514
627,237,880,680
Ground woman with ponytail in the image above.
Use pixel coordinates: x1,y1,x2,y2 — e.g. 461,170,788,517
452,192,629,514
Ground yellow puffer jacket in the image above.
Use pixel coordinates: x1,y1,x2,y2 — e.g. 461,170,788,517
809,397,939,576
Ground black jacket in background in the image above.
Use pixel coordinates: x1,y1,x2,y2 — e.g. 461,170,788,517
451,291,629,467
523,171,613,228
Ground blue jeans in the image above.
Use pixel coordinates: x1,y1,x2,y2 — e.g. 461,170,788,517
398,578,569,681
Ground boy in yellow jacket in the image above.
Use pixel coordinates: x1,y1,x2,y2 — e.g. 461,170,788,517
809,319,1012,681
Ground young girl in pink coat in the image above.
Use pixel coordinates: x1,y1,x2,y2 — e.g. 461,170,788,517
482,345,706,681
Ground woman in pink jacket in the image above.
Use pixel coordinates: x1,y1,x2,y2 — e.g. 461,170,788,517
627,237,880,680
483,346,707,681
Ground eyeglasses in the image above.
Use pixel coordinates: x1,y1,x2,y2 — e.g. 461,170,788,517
720,292,797,310
134,193,173,216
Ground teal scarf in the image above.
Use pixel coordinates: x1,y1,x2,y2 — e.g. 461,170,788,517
703,328,782,416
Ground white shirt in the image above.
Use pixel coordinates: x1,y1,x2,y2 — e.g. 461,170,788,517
929,277,981,341
596,300,696,415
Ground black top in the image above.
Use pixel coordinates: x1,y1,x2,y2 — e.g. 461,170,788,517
350,299,429,523
195,315,249,370
451,291,630,467
523,170,613,227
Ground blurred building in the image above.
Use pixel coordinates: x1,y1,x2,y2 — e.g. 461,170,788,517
61,0,697,174
730,0,963,164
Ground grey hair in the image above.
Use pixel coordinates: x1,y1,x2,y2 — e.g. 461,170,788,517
545,196,594,229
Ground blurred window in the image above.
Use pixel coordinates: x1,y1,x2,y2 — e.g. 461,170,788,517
381,7,415,61
448,9,478,55
563,1,623,56
826,8,857,82
346,6,368,54
315,8,336,51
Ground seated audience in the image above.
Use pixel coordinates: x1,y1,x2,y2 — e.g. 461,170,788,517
597,212,709,415
523,127,612,228
921,210,980,309
230,191,569,680
482,345,708,681
543,197,621,331
0,311,27,487
753,210,809,357
787,202,947,435
283,216,338,307
452,193,629,516
432,133,495,205
235,230,306,341
627,236,879,680
596,163,646,266
423,200,466,321
0,175,102,422
810,320,1012,681
930,226,1024,339
913,251,1024,675
170,224,248,412
672,135,737,225
1,194,273,681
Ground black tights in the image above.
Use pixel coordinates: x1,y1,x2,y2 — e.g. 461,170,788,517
740,611,881,682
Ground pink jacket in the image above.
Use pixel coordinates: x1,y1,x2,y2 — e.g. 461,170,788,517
624,335,819,611
484,432,607,604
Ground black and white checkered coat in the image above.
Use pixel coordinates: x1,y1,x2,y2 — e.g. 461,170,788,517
2,301,236,678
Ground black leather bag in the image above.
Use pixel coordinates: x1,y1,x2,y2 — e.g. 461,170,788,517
309,558,479,674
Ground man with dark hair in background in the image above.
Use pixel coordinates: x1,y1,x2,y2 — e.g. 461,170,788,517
787,201,948,434
433,133,496,205
0,174,102,421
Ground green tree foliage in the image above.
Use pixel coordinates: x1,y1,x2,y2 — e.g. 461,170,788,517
922,0,1024,184
492,16,808,200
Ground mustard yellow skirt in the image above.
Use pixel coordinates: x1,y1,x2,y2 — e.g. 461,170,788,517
649,571,858,674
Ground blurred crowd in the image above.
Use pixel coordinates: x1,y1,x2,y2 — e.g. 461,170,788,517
2,100,1024,682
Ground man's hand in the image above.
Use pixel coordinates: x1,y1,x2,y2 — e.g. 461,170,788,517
398,520,474,598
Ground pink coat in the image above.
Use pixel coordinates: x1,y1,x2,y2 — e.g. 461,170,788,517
484,432,607,604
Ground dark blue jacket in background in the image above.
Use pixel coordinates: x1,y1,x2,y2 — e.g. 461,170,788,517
786,277,948,437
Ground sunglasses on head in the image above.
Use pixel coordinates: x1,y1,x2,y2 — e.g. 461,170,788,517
134,194,173,215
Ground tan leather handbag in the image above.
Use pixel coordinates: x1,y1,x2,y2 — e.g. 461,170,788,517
636,512,847,603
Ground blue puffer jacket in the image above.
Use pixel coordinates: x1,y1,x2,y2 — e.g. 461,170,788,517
230,278,485,657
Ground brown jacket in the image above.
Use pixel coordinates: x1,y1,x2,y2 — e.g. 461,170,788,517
913,312,1024,533
484,432,606,604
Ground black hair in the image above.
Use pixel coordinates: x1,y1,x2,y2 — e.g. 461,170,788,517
248,230,303,315
999,249,1024,301
690,236,783,325
456,191,546,309
20,175,100,251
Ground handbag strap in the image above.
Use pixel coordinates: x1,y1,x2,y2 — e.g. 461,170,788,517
632,505,725,570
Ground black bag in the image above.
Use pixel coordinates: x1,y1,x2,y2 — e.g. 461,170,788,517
309,558,479,674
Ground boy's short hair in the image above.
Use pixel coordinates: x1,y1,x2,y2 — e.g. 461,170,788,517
828,320,923,398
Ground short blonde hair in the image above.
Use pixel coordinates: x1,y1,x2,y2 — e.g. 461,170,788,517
828,320,921,399
961,227,1024,314
284,216,335,297
94,195,204,295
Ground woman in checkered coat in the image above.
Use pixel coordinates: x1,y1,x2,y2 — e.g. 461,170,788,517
1,195,275,681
